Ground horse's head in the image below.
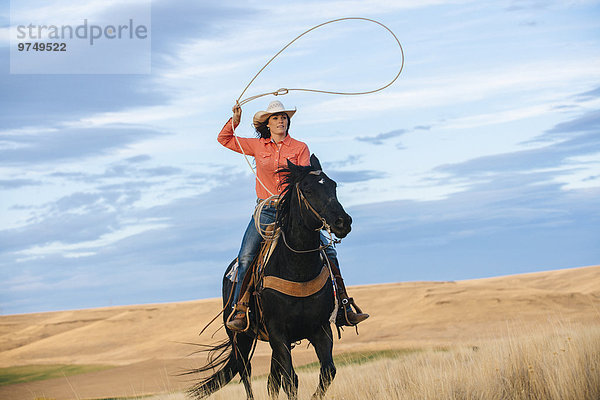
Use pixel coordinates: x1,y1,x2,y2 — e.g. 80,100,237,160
278,155,352,238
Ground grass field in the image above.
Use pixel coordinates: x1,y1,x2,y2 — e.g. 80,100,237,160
0,364,113,387
3,325,598,400
154,323,599,400
295,347,426,372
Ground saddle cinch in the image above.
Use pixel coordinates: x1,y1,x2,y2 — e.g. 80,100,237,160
226,225,334,341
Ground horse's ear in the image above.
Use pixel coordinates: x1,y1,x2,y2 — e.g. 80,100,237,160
287,158,297,169
310,154,322,171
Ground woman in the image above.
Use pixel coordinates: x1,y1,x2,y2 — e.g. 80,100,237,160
217,100,368,331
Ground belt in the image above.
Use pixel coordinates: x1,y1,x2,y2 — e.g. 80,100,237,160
257,197,280,207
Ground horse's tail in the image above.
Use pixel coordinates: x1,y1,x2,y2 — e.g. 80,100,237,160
185,259,256,398
185,337,239,399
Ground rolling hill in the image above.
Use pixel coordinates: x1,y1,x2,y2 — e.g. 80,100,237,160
1,265,598,400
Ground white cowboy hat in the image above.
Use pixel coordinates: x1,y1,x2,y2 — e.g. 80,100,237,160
253,100,296,128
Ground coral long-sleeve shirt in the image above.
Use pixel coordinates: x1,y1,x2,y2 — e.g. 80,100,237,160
217,118,311,199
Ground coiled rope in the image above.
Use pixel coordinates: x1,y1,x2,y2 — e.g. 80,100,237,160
231,17,404,237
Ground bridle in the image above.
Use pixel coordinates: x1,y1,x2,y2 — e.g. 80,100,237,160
279,170,342,254
297,171,333,233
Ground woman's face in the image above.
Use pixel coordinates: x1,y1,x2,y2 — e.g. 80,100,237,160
267,113,289,137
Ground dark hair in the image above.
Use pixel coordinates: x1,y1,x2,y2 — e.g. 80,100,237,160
255,112,291,139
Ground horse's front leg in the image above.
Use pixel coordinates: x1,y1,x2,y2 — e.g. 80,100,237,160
309,324,336,399
268,338,297,400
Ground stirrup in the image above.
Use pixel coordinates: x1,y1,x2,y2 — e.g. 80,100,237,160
336,297,369,327
226,303,250,332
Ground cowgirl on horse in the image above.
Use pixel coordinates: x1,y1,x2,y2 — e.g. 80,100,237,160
217,100,369,331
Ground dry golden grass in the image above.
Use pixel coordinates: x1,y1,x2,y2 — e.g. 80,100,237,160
149,323,600,400
147,323,599,400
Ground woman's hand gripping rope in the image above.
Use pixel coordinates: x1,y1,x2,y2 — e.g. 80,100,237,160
232,102,242,125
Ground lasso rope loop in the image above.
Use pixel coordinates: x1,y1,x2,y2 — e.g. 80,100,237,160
236,17,404,106
231,16,404,205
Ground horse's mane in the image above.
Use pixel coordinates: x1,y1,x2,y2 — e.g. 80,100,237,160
276,162,315,228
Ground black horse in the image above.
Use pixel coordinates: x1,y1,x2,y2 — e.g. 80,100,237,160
188,155,352,400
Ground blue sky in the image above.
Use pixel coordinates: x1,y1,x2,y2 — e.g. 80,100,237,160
1,0,599,315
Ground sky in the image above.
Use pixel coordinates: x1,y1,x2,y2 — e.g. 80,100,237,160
1,0,599,315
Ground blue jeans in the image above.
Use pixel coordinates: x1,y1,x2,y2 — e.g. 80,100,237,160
232,204,338,306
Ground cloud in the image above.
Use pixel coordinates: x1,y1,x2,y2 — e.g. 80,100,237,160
302,57,600,124
0,27,8,47
14,221,171,262
576,86,600,101
339,167,600,285
10,0,142,25
150,1,256,60
140,166,183,177
356,129,407,145
0,58,166,130
505,0,549,12
518,20,538,27
267,0,475,20
0,125,168,165
0,159,247,255
435,131,599,179
0,179,41,189
324,154,363,169
1,2,251,132
545,109,600,136
125,154,152,163
433,108,600,193
0,153,199,256
0,171,257,313
94,161,183,181
327,169,384,183
0,205,122,254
